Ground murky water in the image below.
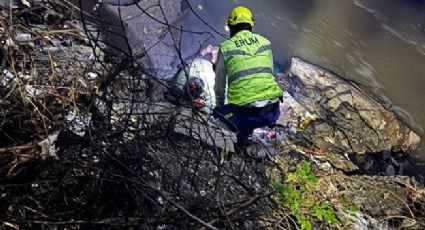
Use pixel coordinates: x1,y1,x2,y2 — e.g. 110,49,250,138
181,0,425,168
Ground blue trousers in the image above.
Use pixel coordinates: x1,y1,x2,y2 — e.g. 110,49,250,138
213,103,280,144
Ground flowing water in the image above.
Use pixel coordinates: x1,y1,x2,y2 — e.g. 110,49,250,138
181,0,425,170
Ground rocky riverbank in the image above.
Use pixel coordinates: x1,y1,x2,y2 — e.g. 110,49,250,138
131,56,425,228
0,1,424,229
256,57,424,229
275,58,421,175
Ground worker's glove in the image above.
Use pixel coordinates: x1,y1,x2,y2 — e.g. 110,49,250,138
192,98,206,108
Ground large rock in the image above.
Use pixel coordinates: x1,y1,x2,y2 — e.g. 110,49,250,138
102,0,186,77
273,57,421,173
276,57,420,161
137,102,236,152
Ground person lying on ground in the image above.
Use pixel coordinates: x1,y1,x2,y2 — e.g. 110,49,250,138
165,45,218,114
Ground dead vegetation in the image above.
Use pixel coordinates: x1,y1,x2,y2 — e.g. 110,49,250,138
0,1,424,230
0,1,272,229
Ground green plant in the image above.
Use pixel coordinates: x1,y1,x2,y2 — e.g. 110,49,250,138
295,161,318,186
272,161,339,230
341,196,359,212
314,202,338,225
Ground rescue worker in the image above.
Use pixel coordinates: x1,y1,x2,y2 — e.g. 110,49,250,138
213,6,283,146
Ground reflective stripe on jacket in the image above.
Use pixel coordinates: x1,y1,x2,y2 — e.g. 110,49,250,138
219,30,282,106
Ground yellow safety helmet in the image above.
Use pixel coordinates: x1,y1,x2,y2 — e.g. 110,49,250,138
227,6,254,27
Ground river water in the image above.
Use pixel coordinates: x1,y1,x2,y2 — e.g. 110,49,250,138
180,0,425,168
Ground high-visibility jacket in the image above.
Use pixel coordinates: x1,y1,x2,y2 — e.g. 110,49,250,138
219,30,282,106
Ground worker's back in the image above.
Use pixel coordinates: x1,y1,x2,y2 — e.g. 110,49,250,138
212,6,283,146
219,30,282,106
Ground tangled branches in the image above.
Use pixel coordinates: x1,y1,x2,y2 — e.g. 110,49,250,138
1,1,424,230
0,1,272,229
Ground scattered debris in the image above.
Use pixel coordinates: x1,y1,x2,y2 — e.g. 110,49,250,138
38,132,59,159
